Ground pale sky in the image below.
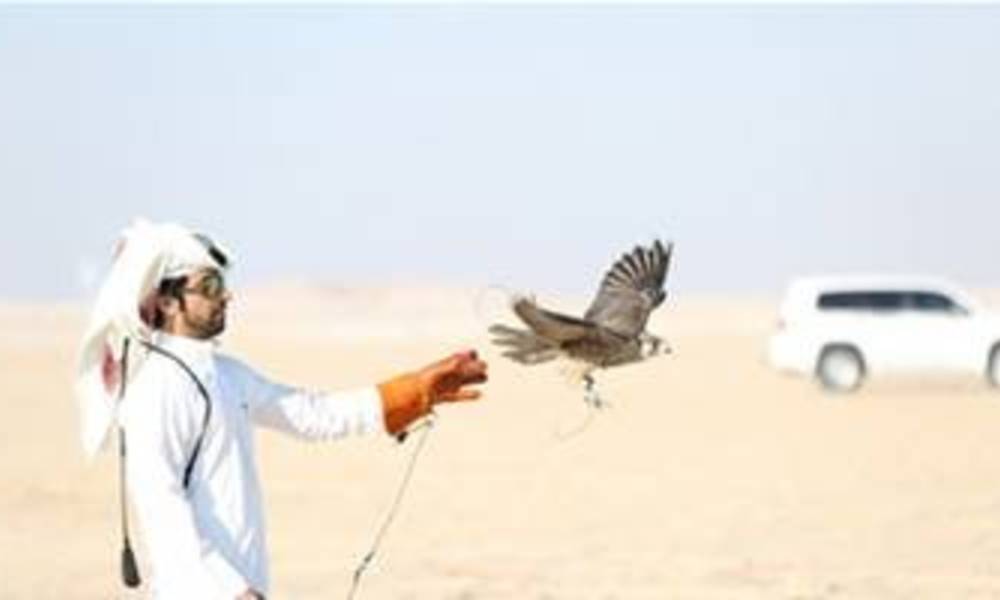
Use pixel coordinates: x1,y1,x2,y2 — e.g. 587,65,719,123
2,5,999,300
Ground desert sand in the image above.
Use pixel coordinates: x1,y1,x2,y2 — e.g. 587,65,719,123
3,286,1000,599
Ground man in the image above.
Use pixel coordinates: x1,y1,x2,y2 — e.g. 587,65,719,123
75,220,488,600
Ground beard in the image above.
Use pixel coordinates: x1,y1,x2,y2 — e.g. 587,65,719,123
206,311,226,337
185,307,227,339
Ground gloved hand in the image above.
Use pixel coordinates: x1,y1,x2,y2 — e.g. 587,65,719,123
378,350,488,436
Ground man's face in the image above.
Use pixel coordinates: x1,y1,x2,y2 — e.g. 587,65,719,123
170,269,230,339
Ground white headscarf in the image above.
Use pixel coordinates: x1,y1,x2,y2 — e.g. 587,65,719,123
75,218,232,458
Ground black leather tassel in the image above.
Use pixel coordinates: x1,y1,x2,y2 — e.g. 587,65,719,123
121,538,141,588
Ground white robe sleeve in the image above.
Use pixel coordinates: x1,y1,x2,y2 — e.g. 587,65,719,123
223,357,386,440
122,367,249,600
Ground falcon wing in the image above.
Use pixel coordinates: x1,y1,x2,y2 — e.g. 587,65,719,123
511,296,596,343
583,239,672,339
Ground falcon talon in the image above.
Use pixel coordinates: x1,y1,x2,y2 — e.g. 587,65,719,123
584,391,609,410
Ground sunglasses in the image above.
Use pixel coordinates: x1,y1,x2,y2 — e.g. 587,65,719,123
182,271,228,300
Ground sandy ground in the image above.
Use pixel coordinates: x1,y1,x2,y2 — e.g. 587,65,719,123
4,287,1000,599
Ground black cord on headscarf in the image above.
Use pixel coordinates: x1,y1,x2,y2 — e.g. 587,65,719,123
115,337,213,590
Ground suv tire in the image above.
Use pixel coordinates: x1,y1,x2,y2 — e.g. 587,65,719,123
988,345,1000,388
817,345,865,393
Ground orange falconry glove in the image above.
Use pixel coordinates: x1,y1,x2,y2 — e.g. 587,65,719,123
378,350,488,436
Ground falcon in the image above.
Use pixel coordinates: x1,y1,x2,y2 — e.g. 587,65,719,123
489,239,673,407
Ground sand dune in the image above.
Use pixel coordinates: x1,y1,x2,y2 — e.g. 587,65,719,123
3,286,1000,599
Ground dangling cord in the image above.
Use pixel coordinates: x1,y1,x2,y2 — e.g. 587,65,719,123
554,374,603,442
346,415,436,600
117,338,141,588
554,402,598,442
118,426,141,587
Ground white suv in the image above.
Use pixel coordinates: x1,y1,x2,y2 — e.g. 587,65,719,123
768,275,1000,392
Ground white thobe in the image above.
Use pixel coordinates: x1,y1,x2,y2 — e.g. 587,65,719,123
119,333,386,599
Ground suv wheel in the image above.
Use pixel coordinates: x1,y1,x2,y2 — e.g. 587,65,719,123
816,346,865,393
988,345,1000,388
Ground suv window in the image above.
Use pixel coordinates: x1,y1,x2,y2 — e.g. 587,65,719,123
817,290,966,314
817,291,905,311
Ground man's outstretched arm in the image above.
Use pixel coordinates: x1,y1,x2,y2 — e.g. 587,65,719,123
234,350,488,439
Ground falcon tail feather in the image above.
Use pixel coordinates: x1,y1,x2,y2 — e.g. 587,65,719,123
488,324,561,365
